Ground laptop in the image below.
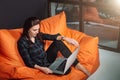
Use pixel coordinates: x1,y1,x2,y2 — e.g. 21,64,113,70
48,46,80,75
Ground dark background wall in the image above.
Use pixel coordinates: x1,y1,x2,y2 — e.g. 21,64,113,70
0,0,48,29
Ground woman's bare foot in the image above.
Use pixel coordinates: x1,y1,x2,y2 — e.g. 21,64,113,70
75,63,91,76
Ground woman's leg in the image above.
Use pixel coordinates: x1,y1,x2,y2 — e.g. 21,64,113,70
46,40,79,66
46,40,91,76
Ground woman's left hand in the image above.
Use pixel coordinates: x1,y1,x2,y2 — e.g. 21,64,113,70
63,37,79,47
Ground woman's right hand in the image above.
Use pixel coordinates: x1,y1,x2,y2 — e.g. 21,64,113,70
40,67,53,74
34,64,53,74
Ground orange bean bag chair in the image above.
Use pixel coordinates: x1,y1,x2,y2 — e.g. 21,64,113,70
0,11,100,80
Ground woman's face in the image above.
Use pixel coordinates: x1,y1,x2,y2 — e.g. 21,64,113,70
28,24,40,38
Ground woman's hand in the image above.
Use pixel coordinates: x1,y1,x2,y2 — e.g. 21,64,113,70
40,67,53,74
63,37,79,47
34,64,53,74
57,36,79,47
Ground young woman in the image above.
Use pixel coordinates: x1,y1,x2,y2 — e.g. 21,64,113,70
17,17,90,76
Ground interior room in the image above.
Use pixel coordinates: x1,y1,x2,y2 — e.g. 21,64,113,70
49,0,120,80
0,0,120,80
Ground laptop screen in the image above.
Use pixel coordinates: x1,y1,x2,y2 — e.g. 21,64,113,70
64,46,80,73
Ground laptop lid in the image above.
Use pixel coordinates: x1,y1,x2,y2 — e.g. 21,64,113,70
64,46,80,73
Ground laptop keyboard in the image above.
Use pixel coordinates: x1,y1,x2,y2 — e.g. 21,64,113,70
56,60,66,71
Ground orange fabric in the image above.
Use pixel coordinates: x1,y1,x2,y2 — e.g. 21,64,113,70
40,12,67,50
40,12,67,35
0,29,24,65
0,11,99,80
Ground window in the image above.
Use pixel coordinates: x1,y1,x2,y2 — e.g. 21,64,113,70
49,0,120,52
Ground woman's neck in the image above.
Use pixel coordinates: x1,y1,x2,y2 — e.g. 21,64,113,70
30,37,35,43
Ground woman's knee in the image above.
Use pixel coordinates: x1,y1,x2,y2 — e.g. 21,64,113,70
54,40,64,45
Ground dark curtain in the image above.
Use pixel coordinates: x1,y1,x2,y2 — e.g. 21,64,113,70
0,0,48,29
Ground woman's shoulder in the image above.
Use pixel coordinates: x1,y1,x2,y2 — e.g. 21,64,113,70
17,36,30,48
18,36,28,44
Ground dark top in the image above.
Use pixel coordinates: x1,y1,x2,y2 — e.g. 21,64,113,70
17,32,60,68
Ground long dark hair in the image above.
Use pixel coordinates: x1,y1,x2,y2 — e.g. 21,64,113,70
22,17,43,42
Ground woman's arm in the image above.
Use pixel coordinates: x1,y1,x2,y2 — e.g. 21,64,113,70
18,40,53,74
57,36,79,47
17,39,36,68
40,33,60,41
40,32,79,47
